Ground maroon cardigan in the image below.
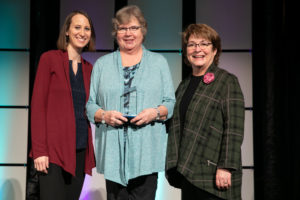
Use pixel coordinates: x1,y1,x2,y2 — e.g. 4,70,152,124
30,50,95,176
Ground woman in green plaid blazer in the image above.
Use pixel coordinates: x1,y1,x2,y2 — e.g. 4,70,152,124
166,24,245,200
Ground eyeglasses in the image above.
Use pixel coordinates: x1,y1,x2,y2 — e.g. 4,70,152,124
117,26,142,33
187,42,212,49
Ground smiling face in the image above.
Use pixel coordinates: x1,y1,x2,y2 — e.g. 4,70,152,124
66,14,91,52
116,16,144,53
186,35,217,74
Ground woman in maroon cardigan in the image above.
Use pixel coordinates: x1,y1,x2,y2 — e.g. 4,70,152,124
30,10,96,199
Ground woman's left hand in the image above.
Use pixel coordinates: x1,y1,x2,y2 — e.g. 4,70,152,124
130,108,157,126
215,168,232,190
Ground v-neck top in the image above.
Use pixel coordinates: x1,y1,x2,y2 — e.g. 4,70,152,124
69,60,88,149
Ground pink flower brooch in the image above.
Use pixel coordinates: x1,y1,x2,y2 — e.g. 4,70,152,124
203,72,215,84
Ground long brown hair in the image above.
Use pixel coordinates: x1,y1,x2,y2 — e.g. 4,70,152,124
57,10,96,51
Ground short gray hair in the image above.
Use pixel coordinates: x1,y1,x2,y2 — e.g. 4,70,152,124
112,5,147,40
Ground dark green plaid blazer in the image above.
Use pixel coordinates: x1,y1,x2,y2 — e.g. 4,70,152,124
166,64,245,200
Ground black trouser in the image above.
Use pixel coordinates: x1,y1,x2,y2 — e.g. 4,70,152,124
106,173,158,200
181,176,223,200
39,149,86,200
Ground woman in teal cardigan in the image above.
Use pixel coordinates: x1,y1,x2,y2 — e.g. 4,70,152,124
86,5,175,200
166,24,245,200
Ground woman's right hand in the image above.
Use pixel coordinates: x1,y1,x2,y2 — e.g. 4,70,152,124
95,109,127,127
34,156,49,174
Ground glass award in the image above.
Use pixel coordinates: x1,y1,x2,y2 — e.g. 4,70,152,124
120,86,137,121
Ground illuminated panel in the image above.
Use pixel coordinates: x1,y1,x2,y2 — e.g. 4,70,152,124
155,172,181,200
0,52,30,106
80,169,107,200
219,52,253,107
0,109,28,163
82,52,110,66
196,0,252,49
128,0,182,50
242,169,254,200
0,166,27,200
242,111,253,166
158,52,182,90
60,0,115,50
0,0,30,49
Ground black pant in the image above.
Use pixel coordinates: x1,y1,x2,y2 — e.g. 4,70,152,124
26,158,40,200
181,177,223,200
106,173,158,200
39,149,86,200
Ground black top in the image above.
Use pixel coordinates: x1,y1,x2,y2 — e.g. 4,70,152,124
69,61,88,149
179,75,203,133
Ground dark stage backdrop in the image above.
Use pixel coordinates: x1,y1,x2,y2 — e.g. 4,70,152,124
253,0,299,199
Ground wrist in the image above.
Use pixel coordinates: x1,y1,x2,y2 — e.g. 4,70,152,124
101,110,106,124
154,107,160,120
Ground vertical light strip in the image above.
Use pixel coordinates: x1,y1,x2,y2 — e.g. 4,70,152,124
155,172,165,200
0,0,30,199
0,111,11,162
0,52,30,106
0,0,30,49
